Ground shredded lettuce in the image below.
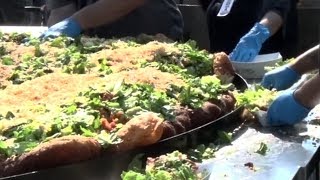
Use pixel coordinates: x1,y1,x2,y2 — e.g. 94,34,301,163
234,85,278,111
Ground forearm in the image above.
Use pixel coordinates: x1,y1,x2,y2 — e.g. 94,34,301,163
259,11,283,36
294,74,320,109
47,3,77,26
290,45,320,75
71,0,146,30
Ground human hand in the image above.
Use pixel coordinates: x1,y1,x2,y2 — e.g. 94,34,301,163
229,23,270,62
261,66,301,90
40,18,82,39
267,90,310,126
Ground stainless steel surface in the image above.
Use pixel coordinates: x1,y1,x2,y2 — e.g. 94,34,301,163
199,122,320,180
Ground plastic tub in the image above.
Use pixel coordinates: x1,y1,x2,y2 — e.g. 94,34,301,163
231,52,283,79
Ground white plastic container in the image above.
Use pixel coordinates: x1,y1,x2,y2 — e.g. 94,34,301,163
231,52,283,79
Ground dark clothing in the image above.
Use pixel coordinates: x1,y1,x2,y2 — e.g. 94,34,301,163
45,0,184,40
206,0,291,57
46,0,73,9
0,1,29,25
0,0,46,26
282,0,299,58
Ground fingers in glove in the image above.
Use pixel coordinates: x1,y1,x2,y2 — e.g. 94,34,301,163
240,50,256,62
229,51,238,61
266,110,276,126
38,34,44,39
237,51,248,62
40,31,61,41
247,51,256,62
261,77,273,90
231,49,242,61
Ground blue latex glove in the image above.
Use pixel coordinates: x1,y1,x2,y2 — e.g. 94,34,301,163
229,23,270,62
267,90,310,126
40,18,82,39
261,66,301,90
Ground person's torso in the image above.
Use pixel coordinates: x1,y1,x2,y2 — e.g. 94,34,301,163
78,0,184,40
207,0,286,54
229,0,264,22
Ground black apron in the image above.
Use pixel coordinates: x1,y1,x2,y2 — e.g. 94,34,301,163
76,0,184,41
207,0,284,55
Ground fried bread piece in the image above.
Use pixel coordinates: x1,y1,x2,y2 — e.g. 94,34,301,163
0,135,101,177
116,112,164,151
213,52,235,84
220,91,237,112
189,102,222,128
170,121,186,134
161,108,192,140
175,108,192,130
161,121,177,139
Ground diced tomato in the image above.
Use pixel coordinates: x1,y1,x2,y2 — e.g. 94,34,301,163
101,118,112,131
110,121,116,128
101,118,117,131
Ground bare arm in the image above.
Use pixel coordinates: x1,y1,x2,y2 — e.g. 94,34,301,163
71,0,146,30
290,45,320,75
259,11,283,36
47,4,77,26
294,74,320,109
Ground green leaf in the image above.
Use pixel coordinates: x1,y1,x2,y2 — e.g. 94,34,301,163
125,107,144,118
113,80,124,95
0,141,9,154
96,130,121,148
5,111,15,119
80,126,96,137
107,102,121,108
217,131,232,144
1,55,14,65
64,104,78,115
0,45,6,56
50,36,70,48
255,142,268,156
121,171,147,180
234,86,278,111
127,154,145,172
13,141,38,155
61,125,73,135
92,117,101,129
34,44,44,57
152,170,173,180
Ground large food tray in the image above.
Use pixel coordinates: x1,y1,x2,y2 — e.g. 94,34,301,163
1,74,248,180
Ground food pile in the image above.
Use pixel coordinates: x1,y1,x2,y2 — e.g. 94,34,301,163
0,32,242,177
122,151,203,180
234,85,278,111
122,144,217,180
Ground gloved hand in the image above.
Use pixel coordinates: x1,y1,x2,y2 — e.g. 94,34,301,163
261,66,301,90
40,18,82,39
229,23,270,62
267,90,310,126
